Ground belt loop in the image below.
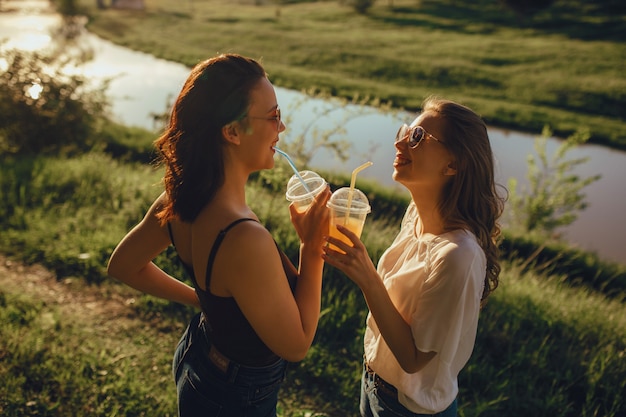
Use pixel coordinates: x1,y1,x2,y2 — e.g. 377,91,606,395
227,362,240,384
208,345,230,374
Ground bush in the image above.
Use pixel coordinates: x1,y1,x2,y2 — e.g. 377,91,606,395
506,126,600,237
0,46,109,157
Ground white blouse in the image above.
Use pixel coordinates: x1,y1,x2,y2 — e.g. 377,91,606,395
364,202,486,414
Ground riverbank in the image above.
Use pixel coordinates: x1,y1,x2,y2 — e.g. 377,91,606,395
75,0,626,150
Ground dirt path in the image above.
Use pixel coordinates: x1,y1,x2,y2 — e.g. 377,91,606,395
0,254,139,328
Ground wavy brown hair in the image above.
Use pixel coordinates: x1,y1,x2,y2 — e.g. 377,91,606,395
423,97,506,306
154,54,266,224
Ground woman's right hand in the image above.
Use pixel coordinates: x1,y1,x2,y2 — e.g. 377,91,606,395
322,224,378,290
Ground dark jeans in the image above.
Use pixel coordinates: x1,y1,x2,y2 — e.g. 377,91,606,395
173,313,287,417
360,362,457,417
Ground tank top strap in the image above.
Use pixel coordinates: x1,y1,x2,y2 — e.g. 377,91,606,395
204,218,258,289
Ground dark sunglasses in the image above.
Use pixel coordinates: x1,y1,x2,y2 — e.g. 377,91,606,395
395,124,444,148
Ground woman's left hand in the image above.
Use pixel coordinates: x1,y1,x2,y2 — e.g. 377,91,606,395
322,224,378,289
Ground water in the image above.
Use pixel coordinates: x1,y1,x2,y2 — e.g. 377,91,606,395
1,1,624,264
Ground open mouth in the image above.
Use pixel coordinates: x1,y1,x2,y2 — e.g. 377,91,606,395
394,154,411,167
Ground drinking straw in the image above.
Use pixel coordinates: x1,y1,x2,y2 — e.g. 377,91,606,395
344,161,373,224
273,147,311,193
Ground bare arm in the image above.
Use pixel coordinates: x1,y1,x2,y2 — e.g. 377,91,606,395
289,185,331,357
222,187,330,362
107,193,200,309
323,224,435,373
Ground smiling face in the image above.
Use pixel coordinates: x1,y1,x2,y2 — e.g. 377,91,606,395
392,111,456,192
236,77,285,171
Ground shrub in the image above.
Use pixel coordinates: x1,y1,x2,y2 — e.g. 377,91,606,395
0,45,109,157
506,126,601,238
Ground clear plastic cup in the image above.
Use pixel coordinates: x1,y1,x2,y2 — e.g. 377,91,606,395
285,170,327,213
327,187,371,252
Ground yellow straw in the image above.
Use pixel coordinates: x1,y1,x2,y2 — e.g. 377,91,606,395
344,161,373,224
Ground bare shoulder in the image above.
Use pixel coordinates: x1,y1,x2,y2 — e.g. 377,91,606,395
207,218,283,295
218,220,282,272
222,219,275,251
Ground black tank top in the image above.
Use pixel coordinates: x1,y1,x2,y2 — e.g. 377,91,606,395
168,218,298,366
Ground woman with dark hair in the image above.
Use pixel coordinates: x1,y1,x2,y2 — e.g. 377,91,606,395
323,97,506,417
107,53,330,416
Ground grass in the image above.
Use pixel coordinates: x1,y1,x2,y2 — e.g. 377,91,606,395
465,263,626,416
72,0,626,150
1,149,625,416
0,268,182,416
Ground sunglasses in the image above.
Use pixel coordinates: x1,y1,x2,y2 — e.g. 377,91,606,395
247,106,282,131
395,124,444,148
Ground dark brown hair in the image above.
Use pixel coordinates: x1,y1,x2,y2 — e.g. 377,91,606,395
154,53,266,223
423,96,506,306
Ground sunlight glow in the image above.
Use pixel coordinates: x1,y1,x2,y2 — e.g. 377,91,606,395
26,82,44,100
1,15,59,51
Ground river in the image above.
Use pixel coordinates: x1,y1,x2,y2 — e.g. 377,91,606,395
1,0,624,264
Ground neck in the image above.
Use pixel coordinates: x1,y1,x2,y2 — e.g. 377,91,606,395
409,189,446,237
214,164,251,212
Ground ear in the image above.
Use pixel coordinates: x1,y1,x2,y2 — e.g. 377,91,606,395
443,160,457,176
221,122,241,145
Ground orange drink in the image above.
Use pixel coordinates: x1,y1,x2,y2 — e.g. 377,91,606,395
329,216,366,253
327,187,371,253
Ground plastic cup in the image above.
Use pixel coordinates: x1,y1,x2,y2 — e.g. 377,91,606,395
285,170,327,213
327,187,371,253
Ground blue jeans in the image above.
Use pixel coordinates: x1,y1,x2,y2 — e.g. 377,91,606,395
172,313,287,417
360,363,457,417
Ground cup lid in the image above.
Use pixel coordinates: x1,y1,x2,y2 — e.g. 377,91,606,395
327,187,371,213
286,170,326,201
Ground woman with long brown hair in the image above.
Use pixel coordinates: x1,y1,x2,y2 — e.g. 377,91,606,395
108,53,330,416
323,97,506,416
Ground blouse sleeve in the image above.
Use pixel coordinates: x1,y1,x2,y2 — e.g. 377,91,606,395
410,235,485,364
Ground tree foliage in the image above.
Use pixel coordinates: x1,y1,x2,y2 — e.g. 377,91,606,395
0,45,110,158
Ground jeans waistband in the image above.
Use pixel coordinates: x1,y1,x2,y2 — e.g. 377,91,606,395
364,361,398,398
198,314,241,383
197,313,285,384
363,360,458,417
198,316,228,369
